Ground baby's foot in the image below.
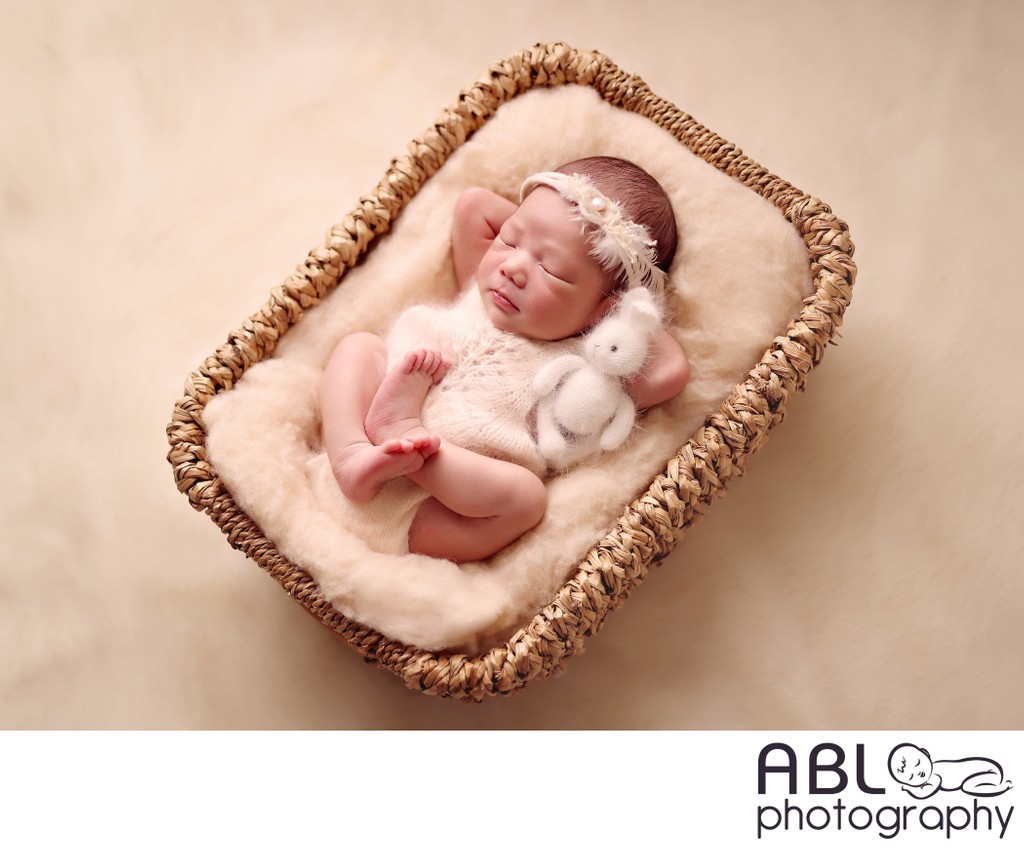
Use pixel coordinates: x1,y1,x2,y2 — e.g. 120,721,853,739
332,441,427,504
365,349,448,454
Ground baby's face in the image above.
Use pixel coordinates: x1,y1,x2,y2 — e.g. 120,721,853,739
476,187,609,341
889,745,933,786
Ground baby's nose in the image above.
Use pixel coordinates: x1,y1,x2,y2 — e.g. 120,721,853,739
501,255,528,286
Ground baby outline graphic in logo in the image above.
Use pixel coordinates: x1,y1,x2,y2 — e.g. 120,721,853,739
888,743,1014,799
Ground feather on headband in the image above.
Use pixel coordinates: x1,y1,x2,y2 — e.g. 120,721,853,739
520,171,667,295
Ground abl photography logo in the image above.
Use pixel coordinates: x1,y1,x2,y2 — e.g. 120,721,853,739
756,741,1015,841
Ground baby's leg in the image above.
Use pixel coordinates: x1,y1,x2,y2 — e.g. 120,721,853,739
961,767,1012,796
406,443,547,562
320,334,438,503
364,348,448,453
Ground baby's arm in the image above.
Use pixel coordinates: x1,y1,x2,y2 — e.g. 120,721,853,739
625,328,690,410
900,777,940,799
452,187,517,288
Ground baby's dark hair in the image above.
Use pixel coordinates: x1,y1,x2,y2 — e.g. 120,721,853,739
555,156,678,288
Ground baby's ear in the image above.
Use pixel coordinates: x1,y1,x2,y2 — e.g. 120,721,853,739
588,295,615,326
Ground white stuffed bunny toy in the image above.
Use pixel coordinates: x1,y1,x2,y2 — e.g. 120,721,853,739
533,286,663,470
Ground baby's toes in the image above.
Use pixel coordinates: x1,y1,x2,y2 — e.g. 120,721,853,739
429,353,450,382
417,433,442,457
401,349,425,373
381,437,415,455
402,348,444,377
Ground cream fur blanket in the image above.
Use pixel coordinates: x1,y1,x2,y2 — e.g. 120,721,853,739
203,86,812,652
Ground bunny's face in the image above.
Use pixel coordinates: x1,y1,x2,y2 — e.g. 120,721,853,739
581,286,662,376
583,317,650,376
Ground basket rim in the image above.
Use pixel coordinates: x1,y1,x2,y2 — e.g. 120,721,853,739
166,41,856,702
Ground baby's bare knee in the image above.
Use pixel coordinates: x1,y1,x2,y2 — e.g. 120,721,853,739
334,331,385,361
509,470,547,528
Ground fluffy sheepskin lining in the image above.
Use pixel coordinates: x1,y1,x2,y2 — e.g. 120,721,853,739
203,86,812,652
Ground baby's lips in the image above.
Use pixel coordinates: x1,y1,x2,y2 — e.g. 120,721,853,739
490,289,518,312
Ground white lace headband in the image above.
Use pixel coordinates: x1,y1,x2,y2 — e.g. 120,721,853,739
520,171,668,295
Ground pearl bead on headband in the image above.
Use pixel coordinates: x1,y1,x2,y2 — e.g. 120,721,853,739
520,171,668,295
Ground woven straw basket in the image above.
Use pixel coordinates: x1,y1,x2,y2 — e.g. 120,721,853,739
166,43,856,701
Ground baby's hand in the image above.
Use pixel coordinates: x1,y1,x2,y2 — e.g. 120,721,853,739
452,188,517,288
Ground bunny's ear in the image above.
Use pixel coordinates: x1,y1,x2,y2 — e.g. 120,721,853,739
618,287,662,331
619,287,652,309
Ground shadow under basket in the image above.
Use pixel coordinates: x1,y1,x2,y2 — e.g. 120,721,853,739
166,42,856,702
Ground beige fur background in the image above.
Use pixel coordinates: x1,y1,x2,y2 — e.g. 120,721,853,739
3,0,1022,729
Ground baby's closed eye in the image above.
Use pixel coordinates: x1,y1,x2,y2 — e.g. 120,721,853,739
540,263,570,283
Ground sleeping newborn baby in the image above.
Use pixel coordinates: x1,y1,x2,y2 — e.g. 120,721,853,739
318,156,689,563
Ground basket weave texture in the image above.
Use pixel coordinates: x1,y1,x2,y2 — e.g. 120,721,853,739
166,42,856,701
